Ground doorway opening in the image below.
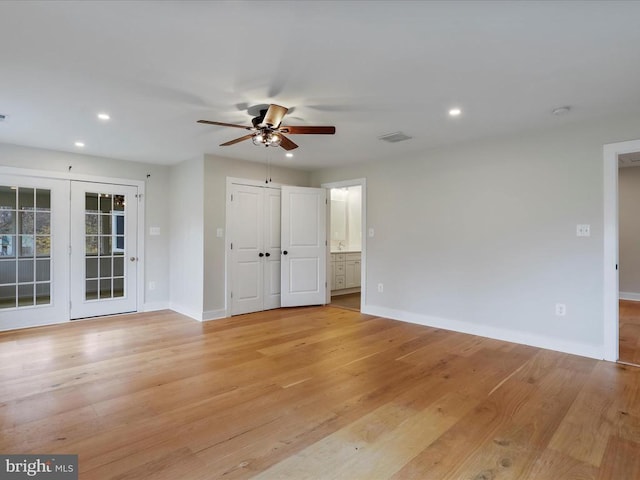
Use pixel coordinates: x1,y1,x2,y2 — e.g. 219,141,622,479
618,151,640,365
322,179,366,312
604,138,640,363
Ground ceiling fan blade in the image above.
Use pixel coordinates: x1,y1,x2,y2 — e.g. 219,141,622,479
263,104,288,128
279,126,336,135
279,135,298,151
220,134,254,146
198,120,252,130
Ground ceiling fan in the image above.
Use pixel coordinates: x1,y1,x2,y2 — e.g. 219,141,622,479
197,104,335,151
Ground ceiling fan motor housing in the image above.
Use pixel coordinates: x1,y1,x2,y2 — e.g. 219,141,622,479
252,109,268,128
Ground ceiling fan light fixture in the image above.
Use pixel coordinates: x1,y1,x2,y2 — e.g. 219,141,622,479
252,133,264,146
267,133,281,147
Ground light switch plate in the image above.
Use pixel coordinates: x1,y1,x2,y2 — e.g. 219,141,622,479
216,228,224,238
149,227,160,236
368,228,375,238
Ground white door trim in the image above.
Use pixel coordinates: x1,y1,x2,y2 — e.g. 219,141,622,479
603,138,640,362
0,166,145,324
321,178,367,309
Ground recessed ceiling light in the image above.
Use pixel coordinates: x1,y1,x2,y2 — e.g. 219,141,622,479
74,141,85,148
97,113,110,120
285,153,293,158
551,106,571,116
449,108,462,117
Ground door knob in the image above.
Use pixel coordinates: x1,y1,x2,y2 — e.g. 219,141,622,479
282,250,288,255
265,252,271,257
259,253,264,257
129,256,136,262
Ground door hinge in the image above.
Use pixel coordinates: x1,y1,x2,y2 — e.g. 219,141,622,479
231,194,233,202
325,198,328,205
230,242,233,250
230,291,233,299
68,245,72,255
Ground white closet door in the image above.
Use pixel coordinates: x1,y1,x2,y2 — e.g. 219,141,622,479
263,187,281,310
281,186,327,307
0,176,69,331
230,184,264,315
70,181,138,319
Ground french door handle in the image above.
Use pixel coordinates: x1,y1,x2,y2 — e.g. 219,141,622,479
259,253,264,257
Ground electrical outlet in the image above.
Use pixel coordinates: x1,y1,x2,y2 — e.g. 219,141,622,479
377,283,384,293
555,303,566,316
149,281,156,291
576,224,590,237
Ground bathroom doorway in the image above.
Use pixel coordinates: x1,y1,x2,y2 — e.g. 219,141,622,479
322,179,366,312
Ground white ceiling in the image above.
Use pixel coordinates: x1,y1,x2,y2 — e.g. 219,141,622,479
1,0,640,170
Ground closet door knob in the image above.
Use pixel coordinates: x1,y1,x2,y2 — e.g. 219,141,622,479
265,252,271,257
282,250,288,255
259,252,264,257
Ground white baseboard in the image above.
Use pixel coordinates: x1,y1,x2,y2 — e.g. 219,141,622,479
331,287,361,296
143,301,170,312
619,292,640,301
169,303,203,321
361,304,604,360
168,304,227,322
202,309,227,321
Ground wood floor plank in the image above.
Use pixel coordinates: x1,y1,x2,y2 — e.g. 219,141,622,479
620,299,640,365
1,307,640,479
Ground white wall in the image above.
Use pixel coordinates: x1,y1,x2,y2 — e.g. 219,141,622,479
169,156,204,318
0,142,171,309
619,166,640,300
202,154,310,318
311,113,640,359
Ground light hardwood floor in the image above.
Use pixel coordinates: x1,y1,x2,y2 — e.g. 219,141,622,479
1,307,639,479
620,299,640,365
330,292,361,311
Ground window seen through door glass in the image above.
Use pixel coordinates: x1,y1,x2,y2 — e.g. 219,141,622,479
84,192,126,300
0,186,51,309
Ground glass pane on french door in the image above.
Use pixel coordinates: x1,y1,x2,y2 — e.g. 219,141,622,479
0,176,69,331
70,181,137,319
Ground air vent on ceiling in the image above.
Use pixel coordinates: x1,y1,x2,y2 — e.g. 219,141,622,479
379,131,412,143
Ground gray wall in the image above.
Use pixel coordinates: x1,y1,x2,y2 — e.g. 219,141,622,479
619,166,640,298
0,142,171,308
169,156,204,318
203,154,310,316
311,113,640,358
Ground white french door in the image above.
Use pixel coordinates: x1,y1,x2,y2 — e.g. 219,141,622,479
70,181,138,319
229,183,281,315
0,175,69,331
281,186,327,307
